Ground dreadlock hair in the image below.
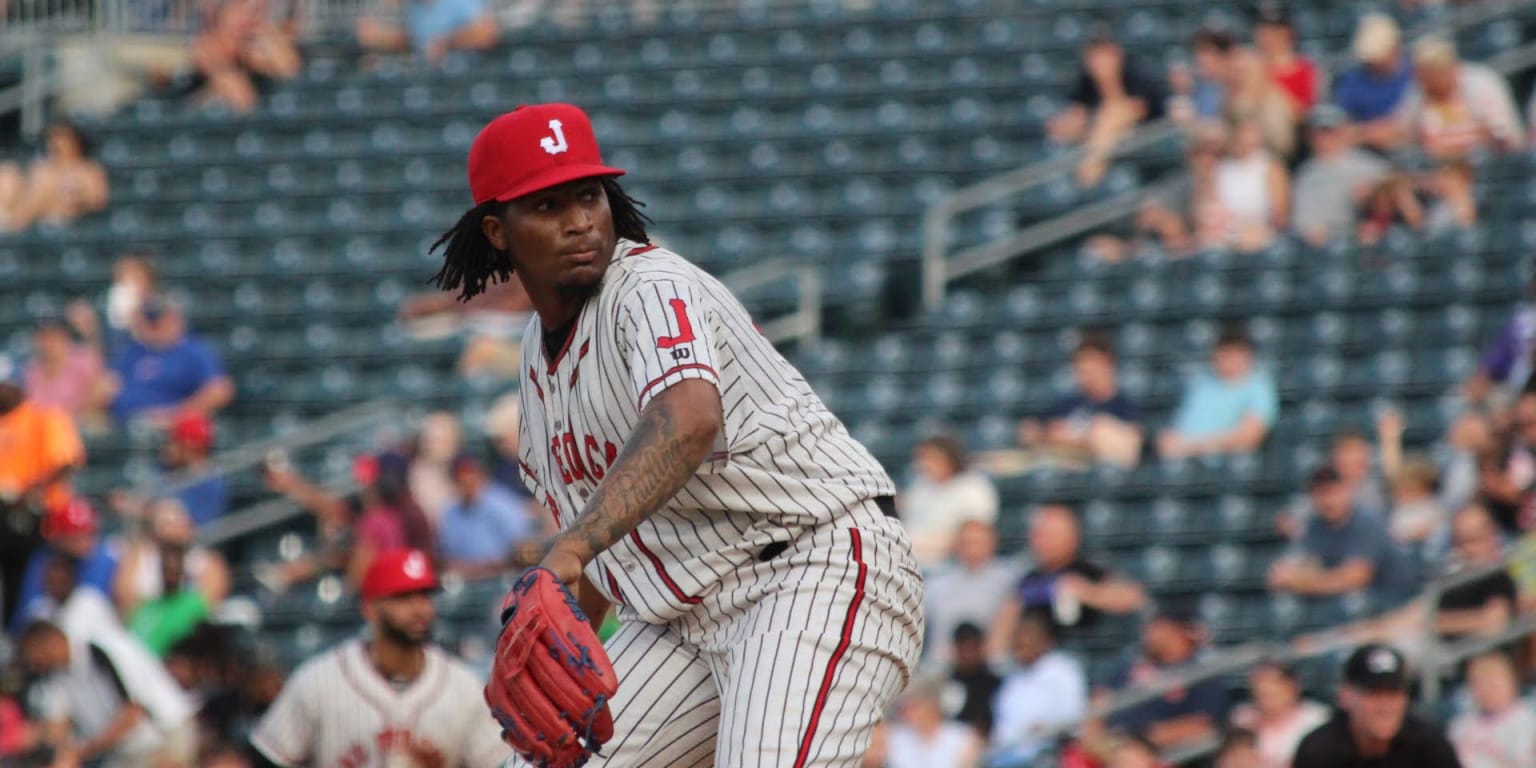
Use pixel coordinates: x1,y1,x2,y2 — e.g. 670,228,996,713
429,176,652,302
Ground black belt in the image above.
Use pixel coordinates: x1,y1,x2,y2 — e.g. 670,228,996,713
756,495,896,562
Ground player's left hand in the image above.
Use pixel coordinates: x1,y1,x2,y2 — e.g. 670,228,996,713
485,568,617,768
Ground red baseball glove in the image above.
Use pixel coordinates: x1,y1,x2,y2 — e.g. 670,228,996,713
484,568,618,768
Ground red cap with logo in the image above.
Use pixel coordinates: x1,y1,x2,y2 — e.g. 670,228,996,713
467,103,626,205
360,549,440,600
169,411,214,451
42,498,97,541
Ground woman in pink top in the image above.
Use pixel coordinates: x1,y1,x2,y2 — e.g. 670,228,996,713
257,452,434,593
24,314,108,420
1229,660,1331,768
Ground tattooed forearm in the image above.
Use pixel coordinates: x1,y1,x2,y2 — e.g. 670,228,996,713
551,380,722,565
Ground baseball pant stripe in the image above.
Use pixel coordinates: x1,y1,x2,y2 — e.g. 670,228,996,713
791,528,866,768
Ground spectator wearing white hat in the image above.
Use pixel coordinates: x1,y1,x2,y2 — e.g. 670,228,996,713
1395,35,1524,159
1334,14,1415,150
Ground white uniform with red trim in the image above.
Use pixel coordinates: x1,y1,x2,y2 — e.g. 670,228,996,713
251,639,508,768
513,239,924,768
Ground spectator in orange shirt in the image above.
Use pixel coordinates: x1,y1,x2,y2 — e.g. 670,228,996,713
1252,3,1318,115
0,380,85,512
0,355,86,627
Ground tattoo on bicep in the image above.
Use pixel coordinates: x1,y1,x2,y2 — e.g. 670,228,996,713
560,397,707,561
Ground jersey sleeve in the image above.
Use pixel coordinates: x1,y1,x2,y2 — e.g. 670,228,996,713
619,278,722,411
250,664,317,768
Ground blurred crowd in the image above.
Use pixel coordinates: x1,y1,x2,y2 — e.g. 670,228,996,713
2,0,508,237
1074,4,1522,261
2,0,1536,766
0,247,547,764
877,277,1536,765
0,394,547,765
869,7,1536,765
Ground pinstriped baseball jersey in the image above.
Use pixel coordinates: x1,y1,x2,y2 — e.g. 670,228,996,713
515,238,897,625
251,640,508,768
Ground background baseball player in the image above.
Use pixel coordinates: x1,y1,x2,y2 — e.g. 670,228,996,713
249,549,508,768
431,103,925,768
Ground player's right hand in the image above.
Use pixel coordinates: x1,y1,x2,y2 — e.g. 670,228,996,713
539,548,586,590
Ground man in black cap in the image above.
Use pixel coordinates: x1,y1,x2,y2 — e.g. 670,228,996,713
1292,643,1461,767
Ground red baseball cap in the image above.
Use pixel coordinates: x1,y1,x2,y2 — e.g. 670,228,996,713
467,103,626,205
42,498,96,541
360,549,439,600
169,411,214,451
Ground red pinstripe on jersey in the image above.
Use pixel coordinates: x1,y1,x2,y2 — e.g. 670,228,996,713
527,366,544,402
635,363,718,410
545,323,578,374
569,339,591,386
792,528,866,768
628,529,702,605
604,570,625,604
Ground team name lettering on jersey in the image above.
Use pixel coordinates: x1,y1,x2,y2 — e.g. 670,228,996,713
549,432,619,484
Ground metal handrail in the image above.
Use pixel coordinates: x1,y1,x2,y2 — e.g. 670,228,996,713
724,260,822,347
920,0,1536,312
920,121,1182,310
198,478,361,547
931,175,1186,301
1418,556,1531,701
123,399,401,546
154,399,396,498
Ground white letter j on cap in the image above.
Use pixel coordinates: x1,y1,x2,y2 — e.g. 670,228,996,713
540,119,569,155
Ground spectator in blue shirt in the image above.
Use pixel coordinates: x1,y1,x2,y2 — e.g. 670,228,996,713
159,411,227,528
1158,326,1278,460
437,454,535,577
1188,28,1232,121
109,299,233,425
355,0,499,65
9,498,118,633
1267,466,1419,610
105,412,228,532
1334,14,1414,149
1019,335,1144,468
1101,605,1227,750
